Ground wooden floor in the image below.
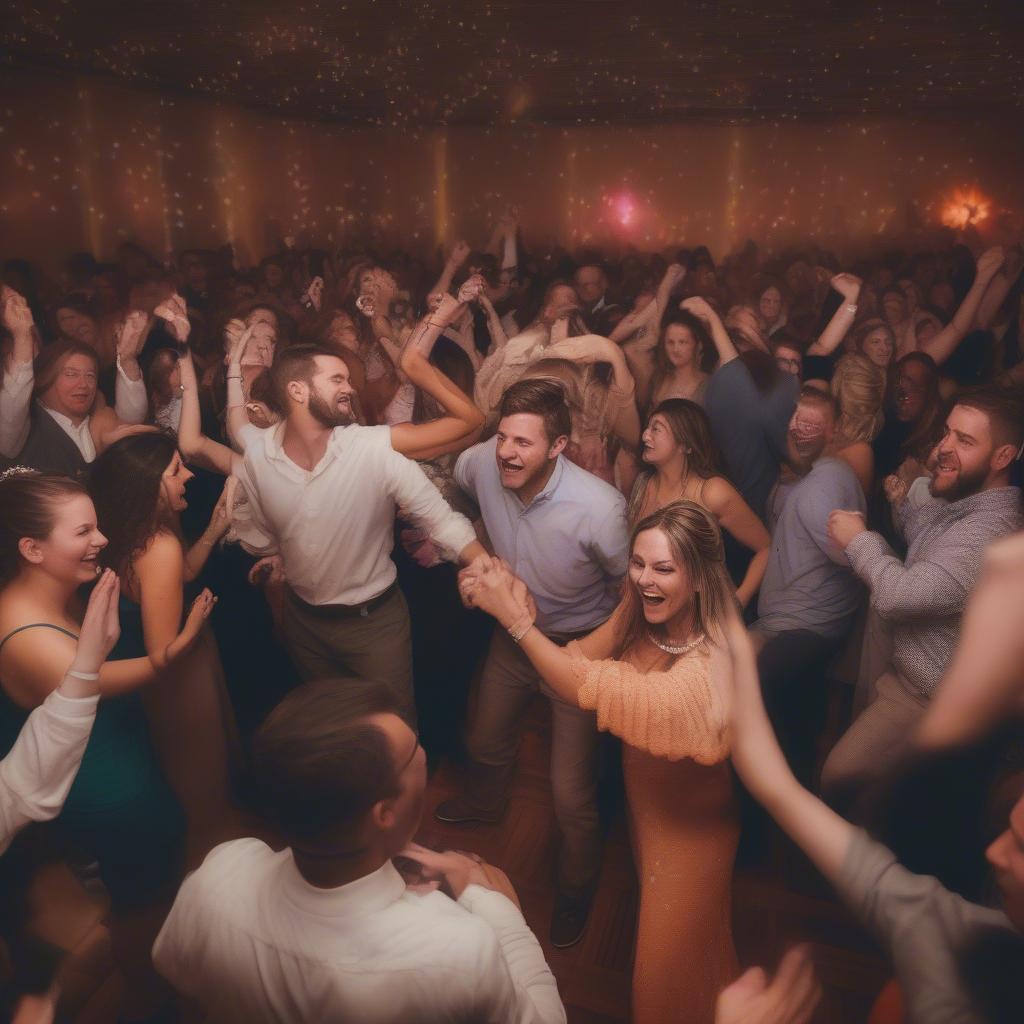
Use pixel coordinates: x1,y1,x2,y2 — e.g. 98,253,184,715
421,696,890,1024
37,694,891,1022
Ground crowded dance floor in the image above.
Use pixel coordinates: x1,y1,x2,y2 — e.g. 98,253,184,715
1,3,1023,1022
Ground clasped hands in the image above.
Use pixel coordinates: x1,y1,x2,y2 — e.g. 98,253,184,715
457,555,535,629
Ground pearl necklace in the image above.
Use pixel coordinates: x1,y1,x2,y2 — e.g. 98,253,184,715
647,631,706,656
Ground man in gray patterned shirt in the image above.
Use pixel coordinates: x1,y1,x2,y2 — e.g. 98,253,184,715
822,388,1023,804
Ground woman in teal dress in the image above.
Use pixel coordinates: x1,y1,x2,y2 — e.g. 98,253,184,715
0,469,215,1020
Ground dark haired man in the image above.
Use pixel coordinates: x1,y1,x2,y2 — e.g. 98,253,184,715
823,388,1023,803
154,681,565,1023
437,378,629,947
239,325,487,722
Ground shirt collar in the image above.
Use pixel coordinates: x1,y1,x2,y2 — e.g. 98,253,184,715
279,854,407,918
37,401,90,434
264,420,344,480
519,454,565,510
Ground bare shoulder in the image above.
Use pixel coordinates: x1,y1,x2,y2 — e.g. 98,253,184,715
134,530,185,571
702,474,741,512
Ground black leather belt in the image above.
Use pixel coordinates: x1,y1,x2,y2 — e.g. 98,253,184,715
286,582,398,619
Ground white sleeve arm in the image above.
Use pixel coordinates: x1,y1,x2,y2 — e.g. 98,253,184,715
0,360,33,458
0,690,99,854
458,885,566,1024
386,449,477,561
114,358,149,424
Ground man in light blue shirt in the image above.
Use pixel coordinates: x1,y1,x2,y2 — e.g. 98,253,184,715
436,378,629,949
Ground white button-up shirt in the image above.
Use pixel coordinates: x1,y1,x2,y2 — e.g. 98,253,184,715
0,358,148,462
153,839,566,1024
238,422,477,606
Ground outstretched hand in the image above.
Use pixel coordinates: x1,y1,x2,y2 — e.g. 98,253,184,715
715,946,821,1024
155,293,190,344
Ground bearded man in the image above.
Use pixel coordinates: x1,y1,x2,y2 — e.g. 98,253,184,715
823,387,1024,802
237,345,487,722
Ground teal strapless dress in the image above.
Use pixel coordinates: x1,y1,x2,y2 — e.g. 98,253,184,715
0,599,185,908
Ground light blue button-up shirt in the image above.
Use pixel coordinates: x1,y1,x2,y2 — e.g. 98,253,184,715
455,438,629,635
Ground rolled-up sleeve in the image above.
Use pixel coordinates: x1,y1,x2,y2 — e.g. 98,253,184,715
0,360,33,459
385,449,477,562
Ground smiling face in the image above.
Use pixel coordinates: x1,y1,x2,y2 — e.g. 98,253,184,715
494,412,563,497
663,323,700,369
628,527,693,630
930,405,1001,501
46,352,99,419
305,355,355,427
20,493,107,586
860,325,895,369
159,450,194,513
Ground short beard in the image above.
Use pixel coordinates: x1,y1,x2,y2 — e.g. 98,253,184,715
308,390,353,428
930,462,988,502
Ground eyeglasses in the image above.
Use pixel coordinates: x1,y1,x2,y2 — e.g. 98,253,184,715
60,368,97,384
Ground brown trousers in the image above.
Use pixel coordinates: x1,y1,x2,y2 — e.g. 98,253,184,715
281,585,416,724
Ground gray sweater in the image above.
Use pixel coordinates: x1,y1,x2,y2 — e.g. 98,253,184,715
846,485,1022,697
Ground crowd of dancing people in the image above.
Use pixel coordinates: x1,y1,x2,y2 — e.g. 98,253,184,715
0,213,1022,1023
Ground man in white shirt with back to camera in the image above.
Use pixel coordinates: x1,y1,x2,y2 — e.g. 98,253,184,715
153,679,565,1024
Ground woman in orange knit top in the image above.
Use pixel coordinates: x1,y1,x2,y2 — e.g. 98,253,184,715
461,500,738,1024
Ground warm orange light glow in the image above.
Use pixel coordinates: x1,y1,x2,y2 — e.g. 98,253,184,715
941,187,991,230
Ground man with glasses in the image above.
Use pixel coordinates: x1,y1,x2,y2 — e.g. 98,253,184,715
154,681,565,1024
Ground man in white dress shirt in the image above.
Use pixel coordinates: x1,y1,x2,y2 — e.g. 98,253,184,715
238,344,487,722
153,680,566,1024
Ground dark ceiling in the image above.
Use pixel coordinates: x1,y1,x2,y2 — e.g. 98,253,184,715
2,1,1023,127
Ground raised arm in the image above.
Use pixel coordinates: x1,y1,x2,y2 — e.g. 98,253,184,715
974,247,1023,332
918,247,1005,365
680,296,739,366
477,293,509,353
806,274,862,356
609,263,686,345
113,310,152,424
177,348,237,475
430,240,471,299
390,290,485,461
0,289,36,458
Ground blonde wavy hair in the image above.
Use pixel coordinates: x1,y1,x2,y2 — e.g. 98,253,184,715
831,352,885,445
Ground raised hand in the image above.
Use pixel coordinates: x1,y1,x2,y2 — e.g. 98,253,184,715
883,473,908,506
154,293,190,344
976,246,1006,281
662,263,687,291
545,334,612,365
70,569,121,678
116,310,151,362
1,288,34,334
303,276,325,312
830,273,863,302
457,273,486,305
715,946,821,1024
680,295,719,323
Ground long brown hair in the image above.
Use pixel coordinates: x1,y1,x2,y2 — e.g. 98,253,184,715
616,500,734,657
629,399,723,522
